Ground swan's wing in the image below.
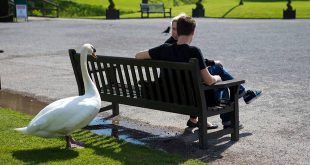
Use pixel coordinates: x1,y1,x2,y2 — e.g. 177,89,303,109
30,96,78,122
49,97,101,131
27,96,81,133
27,96,100,136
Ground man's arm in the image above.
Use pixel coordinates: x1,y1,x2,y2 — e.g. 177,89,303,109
201,68,222,85
135,50,151,59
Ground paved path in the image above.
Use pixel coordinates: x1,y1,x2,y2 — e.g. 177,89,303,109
0,17,309,164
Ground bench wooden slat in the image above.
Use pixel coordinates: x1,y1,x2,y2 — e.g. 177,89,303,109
99,83,234,117
130,65,141,98
167,69,178,103
87,61,97,89
160,68,171,102
96,62,108,94
151,67,163,101
101,94,200,116
145,66,156,100
123,65,134,98
110,64,120,96
184,70,196,106
175,70,187,104
137,65,146,98
99,56,192,70
90,61,101,91
115,64,127,97
102,62,114,95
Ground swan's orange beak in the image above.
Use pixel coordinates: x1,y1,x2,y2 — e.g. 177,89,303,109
91,52,97,59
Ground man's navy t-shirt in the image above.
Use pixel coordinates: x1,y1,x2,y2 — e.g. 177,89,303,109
148,43,207,70
147,43,217,106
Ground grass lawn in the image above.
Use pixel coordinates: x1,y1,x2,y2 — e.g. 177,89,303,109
65,0,310,19
0,108,206,164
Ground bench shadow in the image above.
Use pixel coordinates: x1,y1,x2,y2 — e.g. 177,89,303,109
144,127,253,162
12,147,79,163
82,121,253,163
222,5,241,18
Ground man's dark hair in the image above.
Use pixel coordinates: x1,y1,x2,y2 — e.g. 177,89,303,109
177,16,196,36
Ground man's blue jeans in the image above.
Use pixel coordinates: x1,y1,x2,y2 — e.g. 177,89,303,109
207,64,245,122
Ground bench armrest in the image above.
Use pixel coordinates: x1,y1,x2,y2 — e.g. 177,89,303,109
202,79,245,90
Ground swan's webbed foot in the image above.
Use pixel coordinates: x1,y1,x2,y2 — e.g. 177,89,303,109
65,135,85,149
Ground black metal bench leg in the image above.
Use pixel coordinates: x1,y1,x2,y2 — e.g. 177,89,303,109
112,102,119,116
231,109,239,141
198,116,208,149
231,86,240,141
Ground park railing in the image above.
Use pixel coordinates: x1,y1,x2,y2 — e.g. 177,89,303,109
28,0,59,18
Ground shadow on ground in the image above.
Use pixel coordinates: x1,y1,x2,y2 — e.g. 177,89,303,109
83,118,253,162
12,148,79,163
147,129,253,162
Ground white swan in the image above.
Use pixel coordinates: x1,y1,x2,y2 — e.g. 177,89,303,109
15,44,101,148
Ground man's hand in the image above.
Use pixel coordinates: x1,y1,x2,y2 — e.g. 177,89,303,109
135,50,151,59
213,75,222,83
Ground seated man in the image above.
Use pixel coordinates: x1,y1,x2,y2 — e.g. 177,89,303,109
136,16,261,129
163,14,262,128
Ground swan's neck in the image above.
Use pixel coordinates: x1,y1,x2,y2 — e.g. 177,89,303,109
80,51,99,96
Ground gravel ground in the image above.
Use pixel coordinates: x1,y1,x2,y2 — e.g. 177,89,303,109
0,17,309,164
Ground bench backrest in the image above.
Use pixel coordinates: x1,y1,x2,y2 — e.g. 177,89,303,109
140,3,165,12
69,49,205,116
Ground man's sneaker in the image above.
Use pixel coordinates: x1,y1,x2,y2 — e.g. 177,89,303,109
243,90,262,104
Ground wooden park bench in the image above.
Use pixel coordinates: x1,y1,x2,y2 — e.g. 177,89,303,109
69,49,245,149
140,3,172,18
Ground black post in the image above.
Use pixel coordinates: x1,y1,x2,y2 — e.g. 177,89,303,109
239,0,244,5
106,0,120,19
192,0,205,17
283,0,296,19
